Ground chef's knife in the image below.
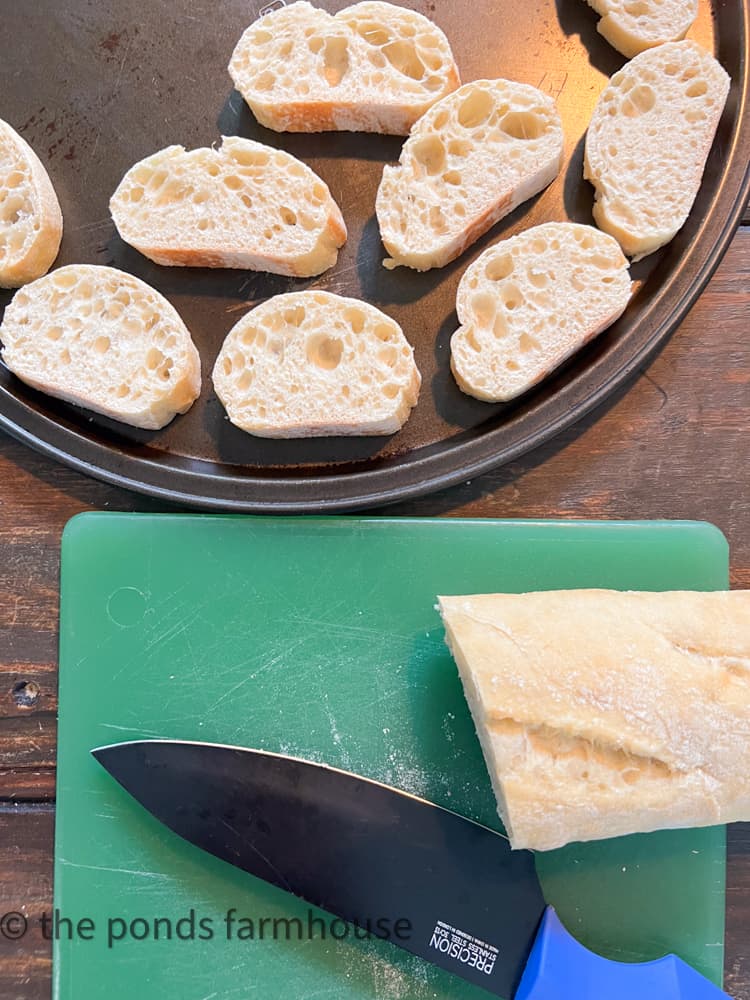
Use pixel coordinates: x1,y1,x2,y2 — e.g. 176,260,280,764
92,740,730,999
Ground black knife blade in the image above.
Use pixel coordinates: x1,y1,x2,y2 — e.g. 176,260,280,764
92,740,734,1000
92,739,544,997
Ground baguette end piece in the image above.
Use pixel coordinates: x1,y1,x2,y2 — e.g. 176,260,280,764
439,590,750,852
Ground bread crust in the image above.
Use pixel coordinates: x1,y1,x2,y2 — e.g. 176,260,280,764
0,118,63,289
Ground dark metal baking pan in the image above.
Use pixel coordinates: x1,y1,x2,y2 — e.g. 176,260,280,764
0,0,748,511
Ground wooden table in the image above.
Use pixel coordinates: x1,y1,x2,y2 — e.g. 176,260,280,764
0,220,748,997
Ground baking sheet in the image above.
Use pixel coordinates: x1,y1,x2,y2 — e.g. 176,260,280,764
0,0,748,509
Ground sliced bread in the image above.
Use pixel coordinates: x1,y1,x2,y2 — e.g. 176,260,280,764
0,265,201,429
585,0,698,59
585,40,730,260
212,290,420,437
110,136,347,277
438,590,750,850
450,222,631,402
376,80,564,271
228,0,460,134
0,118,63,289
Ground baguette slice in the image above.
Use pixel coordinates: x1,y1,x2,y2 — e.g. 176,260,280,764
228,0,460,135
0,118,63,289
376,80,564,271
450,222,631,402
0,265,201,430
212,290,420,437
438,590,750,851
585,0,698,58
110,137,346,277
585,41,730,260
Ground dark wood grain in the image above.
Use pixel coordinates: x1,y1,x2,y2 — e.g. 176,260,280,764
0,229,748,997
0,806,53,1000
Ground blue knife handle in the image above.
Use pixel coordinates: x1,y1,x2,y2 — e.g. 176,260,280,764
516,907,732,1000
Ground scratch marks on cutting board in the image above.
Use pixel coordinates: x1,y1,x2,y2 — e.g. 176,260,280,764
98,722,164,738
203,634,310,717
58,858,173,880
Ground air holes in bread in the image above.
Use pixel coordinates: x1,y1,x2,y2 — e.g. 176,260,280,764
413,135,446,175
458,89,494,128
501,110,547,140
323,36,349,86
518,332,539,353
621,84,655,117
344,307,365,334
255,71,275,91
472,291,496,327
382,39,424,80
686,79,708,98
306,333,343,370
53,270,77,290
447,139,472,157
236,370,254,392
355,23,390,47
485,254,514,281
378,345,398,367
284,305,305,327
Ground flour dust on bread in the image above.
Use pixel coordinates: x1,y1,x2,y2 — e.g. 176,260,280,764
110,137,346,277
438,590,750,851
585,0,698,58
213,291,420,438
585,40,730,260
0,118,63,289
376,79,564,271
229,1,460,134
450,222,631,402
0,265,201,430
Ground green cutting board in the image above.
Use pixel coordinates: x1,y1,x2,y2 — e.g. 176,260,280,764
55,515,728,1000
